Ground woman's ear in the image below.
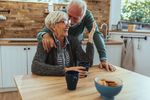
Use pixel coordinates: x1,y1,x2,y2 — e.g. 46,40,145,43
51,25,56,31
53,28,56,31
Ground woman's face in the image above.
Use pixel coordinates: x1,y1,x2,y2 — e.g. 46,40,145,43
54,19,70,38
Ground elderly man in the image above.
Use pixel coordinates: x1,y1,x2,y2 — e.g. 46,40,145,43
37,0,116,71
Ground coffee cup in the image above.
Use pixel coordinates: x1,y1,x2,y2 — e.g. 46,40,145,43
65,71,79,90
78,61,90,71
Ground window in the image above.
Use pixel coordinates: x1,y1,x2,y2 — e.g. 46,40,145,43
121,0,150,24
120,0,150,30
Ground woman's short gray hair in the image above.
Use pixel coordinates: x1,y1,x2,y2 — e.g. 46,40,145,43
45,11,68,30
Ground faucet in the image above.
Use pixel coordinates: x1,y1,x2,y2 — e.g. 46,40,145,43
100,23,109,40
100,23,110,40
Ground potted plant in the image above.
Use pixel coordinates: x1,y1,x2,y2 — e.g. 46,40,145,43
121,0,150,30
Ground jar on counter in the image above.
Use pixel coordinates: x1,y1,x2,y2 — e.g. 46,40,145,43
117,21,122,31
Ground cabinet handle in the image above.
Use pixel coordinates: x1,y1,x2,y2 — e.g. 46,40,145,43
28,48,30,50
24,48,26,50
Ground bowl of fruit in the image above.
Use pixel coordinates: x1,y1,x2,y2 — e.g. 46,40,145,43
94,77,123,100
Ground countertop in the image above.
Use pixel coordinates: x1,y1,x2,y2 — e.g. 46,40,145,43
0,39,123,46
14,65,150,100
109,30,150,34
0,40,38,46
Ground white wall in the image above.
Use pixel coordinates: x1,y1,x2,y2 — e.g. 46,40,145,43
109,0,121,30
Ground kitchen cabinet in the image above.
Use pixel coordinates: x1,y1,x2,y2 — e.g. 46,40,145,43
0,46,2,88
93,45,122,66
1,46,36,87
26,46,37,75
106,45,122,66
110,32,150,77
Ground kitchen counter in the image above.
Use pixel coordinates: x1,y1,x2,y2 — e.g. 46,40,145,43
0,40,38,46
0,39,123,46
105,39,123,45
82,38,123,45
14,65,150,100
109,30,150,34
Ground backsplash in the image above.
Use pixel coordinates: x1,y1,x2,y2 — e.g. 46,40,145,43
85,0,110,35
0,1,48,38
0,0,110,38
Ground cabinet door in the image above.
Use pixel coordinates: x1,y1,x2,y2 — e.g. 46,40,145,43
93,45,100,65
0,46,2,87
106,45,122,66
27,46,37,75
93,44,122,66
1,46,27,87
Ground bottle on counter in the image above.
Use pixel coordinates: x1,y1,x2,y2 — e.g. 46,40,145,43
117,21,122,31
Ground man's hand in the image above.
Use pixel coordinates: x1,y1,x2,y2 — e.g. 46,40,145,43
99,60,116,72
42,33,56,52
65,66,88,78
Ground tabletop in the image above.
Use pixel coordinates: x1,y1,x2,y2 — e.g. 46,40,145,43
14,65,150,100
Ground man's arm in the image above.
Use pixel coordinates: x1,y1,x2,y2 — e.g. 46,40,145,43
84,10,107,61
37,26,51,41
83,10,116,72
37,26,56,52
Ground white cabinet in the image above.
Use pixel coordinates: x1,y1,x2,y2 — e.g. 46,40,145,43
0,46,2,88
1,46,36,87
93,44,122,66
106,45,122,66
26,46,37,75
110,32,150,77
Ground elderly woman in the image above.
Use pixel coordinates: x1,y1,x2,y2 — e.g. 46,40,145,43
32,11,95,78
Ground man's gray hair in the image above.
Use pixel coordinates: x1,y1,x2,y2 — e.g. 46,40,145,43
45,11,68,30
67,0,87,16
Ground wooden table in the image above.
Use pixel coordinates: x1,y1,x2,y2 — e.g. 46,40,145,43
14,66,150,100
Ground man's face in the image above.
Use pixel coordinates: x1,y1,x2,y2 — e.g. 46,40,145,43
67,4,84,27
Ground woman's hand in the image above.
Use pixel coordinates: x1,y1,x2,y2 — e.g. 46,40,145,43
88,21,97,43
65,66,88,78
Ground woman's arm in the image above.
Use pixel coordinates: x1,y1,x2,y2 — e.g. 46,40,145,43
74,22,96,66
69,36,94,67
32,42,65,76
84,10,107,61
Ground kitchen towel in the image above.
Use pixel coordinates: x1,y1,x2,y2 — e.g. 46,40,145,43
121,38,135,71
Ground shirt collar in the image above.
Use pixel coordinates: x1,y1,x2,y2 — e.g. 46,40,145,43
51,32,70,48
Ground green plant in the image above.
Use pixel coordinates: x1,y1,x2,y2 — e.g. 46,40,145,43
121,0,150,23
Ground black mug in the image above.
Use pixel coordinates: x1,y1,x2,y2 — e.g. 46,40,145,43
78,61,90,71
65,71,79,90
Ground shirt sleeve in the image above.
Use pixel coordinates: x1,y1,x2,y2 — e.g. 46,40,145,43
84,10,107,61
31,42,65,76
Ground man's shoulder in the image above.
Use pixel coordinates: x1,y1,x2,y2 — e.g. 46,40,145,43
85,9,92,16
83,9,93,20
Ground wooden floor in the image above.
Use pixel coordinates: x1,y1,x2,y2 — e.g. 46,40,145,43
0,91,21,100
